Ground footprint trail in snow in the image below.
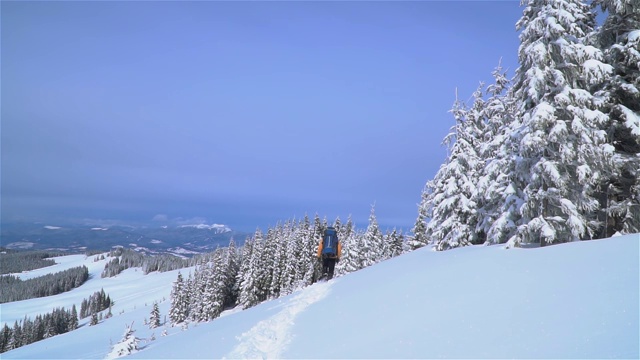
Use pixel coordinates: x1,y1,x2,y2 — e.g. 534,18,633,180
223,281,332,359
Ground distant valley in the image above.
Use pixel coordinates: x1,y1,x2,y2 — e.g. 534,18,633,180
0,223,249,256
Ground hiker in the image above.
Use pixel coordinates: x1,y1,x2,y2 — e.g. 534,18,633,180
317,226,341,280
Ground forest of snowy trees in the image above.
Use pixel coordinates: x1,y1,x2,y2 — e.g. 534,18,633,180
0,289,116,353
413,0,639,250
0,250,65,275
0,266,89,303
169,211,404,324
0,306,79,353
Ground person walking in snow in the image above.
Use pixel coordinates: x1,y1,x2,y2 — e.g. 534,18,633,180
317,226,341,280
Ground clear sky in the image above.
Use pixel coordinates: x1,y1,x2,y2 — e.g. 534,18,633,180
2,1,523,232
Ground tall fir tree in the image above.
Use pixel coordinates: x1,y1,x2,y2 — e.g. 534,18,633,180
222,239,240,309
427,85,486,251
237,229,264,309
169,272,189,325
476,63,524,245
508,0,613,247
594,0,640,236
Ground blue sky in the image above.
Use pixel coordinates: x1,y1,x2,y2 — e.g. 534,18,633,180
2,1,523,232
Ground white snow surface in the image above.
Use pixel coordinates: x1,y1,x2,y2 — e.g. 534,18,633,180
1,234,638,359
177,223,231,232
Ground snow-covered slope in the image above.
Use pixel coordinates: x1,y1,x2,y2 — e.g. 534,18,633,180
2,234,638,359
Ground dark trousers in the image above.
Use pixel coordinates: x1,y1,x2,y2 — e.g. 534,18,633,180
322,257,336,279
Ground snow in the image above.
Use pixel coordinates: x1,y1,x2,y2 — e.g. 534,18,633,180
177,224,230,232
583,59,613,85
621,105,640,136
223,281,331,360
167,247,199,256
2,234,638,359
4,241,35,250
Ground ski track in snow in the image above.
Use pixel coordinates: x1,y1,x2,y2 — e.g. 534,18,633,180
223,281,332,360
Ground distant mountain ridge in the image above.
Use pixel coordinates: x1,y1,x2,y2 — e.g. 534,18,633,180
0,222,247,256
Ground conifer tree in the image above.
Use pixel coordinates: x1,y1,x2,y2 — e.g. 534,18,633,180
268,223,287,299
235,237,254,305
386,228,404,258
209,249,228,319
90,312,98,326
476,64,524,245
0,324,11,353
594,0,640,236
363,205,384,264
150,302,161,329
237,230,264,309
69,305,79,331
169,272,188,324
108,322,140,358
409,187,430,250
222,239,240,308
335,215,356,276
508,0,613,247
281,222,302,295
427,85,486,250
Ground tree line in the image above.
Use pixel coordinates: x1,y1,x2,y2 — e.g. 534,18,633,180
169,210,405,324
0,289,114,354
412,0,639,250
0,306,79,353
0,266,89,303
100,247,199,278
0,250,66,275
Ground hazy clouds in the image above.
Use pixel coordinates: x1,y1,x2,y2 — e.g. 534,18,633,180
1,1,523,230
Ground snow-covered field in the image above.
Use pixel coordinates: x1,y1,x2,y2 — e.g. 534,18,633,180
2,234,638,359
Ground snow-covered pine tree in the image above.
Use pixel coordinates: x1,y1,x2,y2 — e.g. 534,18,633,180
90,312,98,326
475,63,525,245
335,215,358,276
346,228,367,273
362,205,384,264
594,0,640,236
234,236,254,306
258,227,278,300
169,272,189,325
280,220,301,295
508,0,614,247
191,261,210,321
268,223,285,299
294,215,317,287
69,304,79,331
222,239,240,309
107,322,140,358
237,229,264,309
9,321,21,350
385,228,404,258
149,303,160,329
205,248,227,320
409,186,430,250
427,85,486,251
